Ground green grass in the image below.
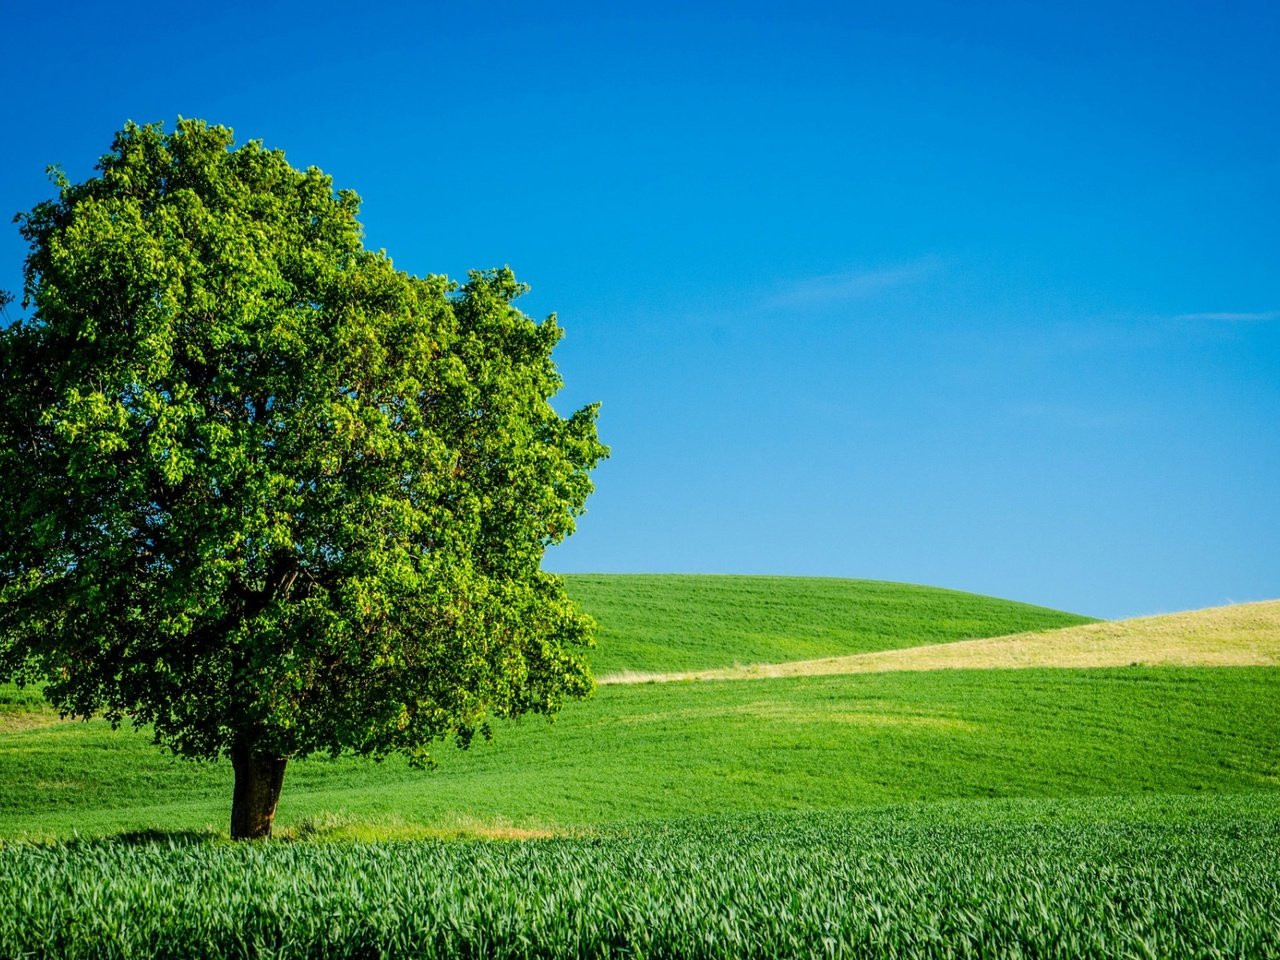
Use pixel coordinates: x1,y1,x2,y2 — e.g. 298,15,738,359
3,796,1278,959
1,574,1276,955
4,667,1277,839
0,681,47,709
563,574,1098,675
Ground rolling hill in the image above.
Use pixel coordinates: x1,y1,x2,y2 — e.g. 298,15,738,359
602,598,1280,682
563,574,1097,675
1,575,1276,842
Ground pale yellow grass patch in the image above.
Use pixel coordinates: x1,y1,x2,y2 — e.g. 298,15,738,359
599,599,1280,684
431,814,558,841
281,811,559,842
0,709,64,733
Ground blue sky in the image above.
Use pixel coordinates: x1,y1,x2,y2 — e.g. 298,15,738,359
2,0,1276,618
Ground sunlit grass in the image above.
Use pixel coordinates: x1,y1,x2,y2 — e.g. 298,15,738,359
2,575,1277,955
3,666,1277,839
611,598,1280,682
564,574,1096,675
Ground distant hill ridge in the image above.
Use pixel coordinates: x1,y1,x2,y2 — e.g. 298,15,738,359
562,574,1096,676
600,598,1280,684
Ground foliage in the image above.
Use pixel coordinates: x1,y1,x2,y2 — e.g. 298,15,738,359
0,119,606,772
2,799,1278,958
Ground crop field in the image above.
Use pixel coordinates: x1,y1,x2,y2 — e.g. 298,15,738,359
2,575,1278,957
3,797,1278,959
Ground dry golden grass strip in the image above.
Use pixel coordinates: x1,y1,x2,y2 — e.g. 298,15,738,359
600,599,1280,684
0,710,64,734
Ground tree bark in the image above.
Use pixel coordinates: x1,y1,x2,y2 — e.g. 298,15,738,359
230,742,288,840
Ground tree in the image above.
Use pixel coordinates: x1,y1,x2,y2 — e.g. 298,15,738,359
0,120,608,839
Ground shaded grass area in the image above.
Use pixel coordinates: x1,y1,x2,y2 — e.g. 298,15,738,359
3,667,1276,840
563,574,1096,675
3,796,1277,959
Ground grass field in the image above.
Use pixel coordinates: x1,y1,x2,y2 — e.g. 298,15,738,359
563,574,1097,675
1,574,1277,957
4,665,1278,839
612,598,1280,682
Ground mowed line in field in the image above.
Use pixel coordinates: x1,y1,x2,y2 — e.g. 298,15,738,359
598,599,1280,684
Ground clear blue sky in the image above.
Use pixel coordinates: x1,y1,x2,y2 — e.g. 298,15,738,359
2,0,1276,619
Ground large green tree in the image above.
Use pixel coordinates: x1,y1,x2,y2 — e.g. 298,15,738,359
0,120,607,839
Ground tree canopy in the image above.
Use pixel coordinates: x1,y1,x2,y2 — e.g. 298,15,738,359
0,119,607,837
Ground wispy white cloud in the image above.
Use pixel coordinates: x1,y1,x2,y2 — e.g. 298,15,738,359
760,259,940,311
1174,310,1280,323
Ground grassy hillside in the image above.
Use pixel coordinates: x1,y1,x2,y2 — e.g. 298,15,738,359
1,577,1274,844
564,574,1096,675
610,599,1280,682
2,575,1276,956
3,666,1277,840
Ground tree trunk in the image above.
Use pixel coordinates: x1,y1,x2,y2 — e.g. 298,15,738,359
230,742,288,840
